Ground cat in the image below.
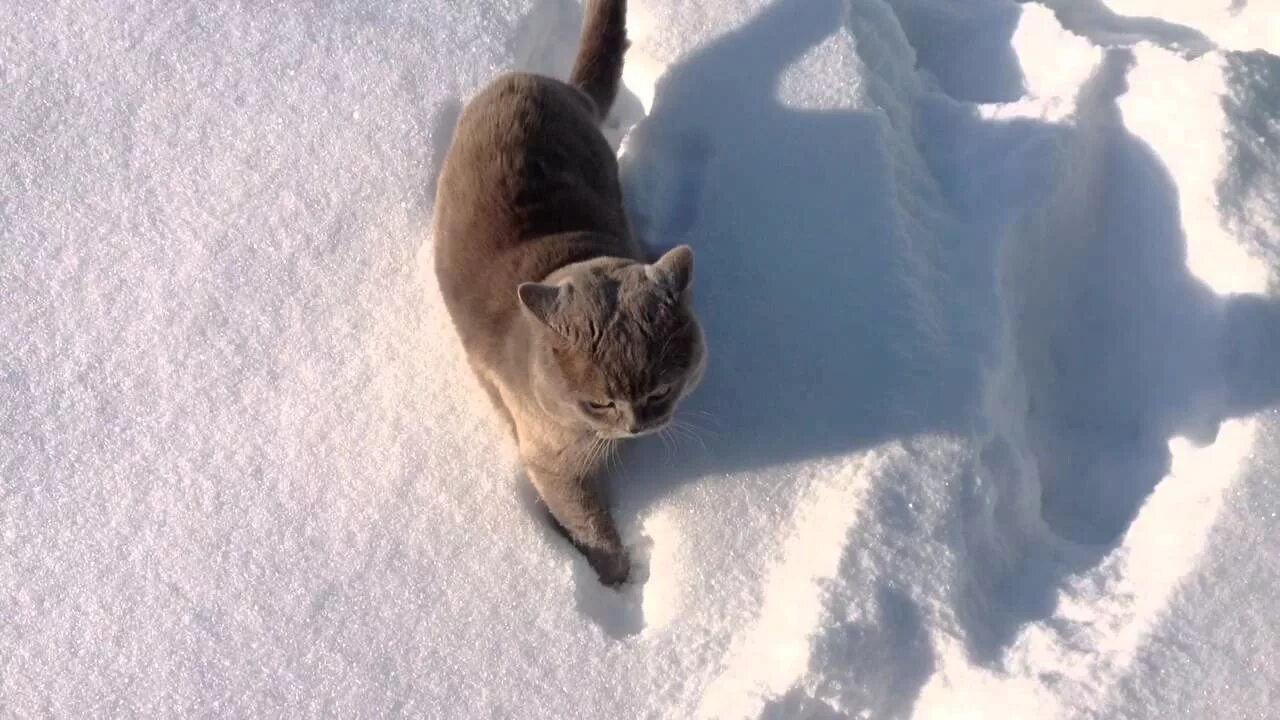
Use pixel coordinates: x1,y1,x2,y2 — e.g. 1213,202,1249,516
432,0,707,586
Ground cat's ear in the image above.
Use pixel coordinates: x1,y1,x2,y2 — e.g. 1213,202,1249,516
647,245,694,293
517,282,571,329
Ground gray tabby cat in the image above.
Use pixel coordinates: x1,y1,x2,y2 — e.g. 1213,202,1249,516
433,0,707,586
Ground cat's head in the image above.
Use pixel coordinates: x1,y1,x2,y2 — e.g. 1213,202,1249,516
517,246,706,439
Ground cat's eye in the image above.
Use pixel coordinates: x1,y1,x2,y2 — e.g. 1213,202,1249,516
584,400,615,411
648,386,673,402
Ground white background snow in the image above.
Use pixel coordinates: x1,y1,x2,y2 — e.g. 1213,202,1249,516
2,0,1278,717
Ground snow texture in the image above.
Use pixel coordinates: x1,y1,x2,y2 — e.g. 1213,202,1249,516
2,0,1278,718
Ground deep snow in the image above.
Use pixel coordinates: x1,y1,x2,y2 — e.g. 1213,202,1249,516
2,0,1278,718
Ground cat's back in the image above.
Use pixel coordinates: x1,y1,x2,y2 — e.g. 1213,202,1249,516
434,72,622,251
433,72,634,344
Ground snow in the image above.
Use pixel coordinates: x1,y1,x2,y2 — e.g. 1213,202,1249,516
2,0,1277,718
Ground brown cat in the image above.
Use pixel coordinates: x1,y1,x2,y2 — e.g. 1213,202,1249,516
433,0,707,586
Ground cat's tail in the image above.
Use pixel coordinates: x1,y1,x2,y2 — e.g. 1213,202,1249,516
569,0,628,121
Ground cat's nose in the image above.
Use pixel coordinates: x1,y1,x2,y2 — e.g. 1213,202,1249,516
622,406,642,435
625,417,665,436
623,405,666,435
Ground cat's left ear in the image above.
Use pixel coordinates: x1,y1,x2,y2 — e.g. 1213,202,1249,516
517,281,572,330
646,245,694,293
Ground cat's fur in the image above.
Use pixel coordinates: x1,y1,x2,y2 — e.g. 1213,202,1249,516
433,0,706,586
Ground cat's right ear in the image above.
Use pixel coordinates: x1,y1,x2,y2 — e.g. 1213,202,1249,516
517,282,570,329
648,245,694,294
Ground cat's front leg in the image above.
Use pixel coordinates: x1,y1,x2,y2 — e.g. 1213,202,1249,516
523,446,629,586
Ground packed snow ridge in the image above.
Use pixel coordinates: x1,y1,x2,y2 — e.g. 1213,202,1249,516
2,0,1278,718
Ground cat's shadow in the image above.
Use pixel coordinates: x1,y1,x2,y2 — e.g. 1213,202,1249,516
618,0,988,503
607,0,1280,665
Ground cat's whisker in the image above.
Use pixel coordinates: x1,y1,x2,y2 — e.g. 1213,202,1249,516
607,439,620,472
669,427,694,452
672,419,709,452
577,439,594,477
583,436,608,476
681,409,724,432
669,427,685,455
664,425,683,453
674,414,720,440
599,437,615,473
595,437,608,469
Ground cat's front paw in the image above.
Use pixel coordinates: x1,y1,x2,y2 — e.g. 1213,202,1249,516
587,547,631,587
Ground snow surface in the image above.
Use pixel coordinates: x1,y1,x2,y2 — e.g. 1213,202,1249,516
2,0,1278,718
